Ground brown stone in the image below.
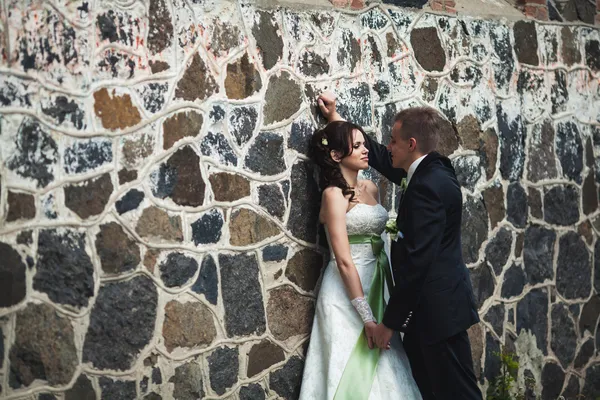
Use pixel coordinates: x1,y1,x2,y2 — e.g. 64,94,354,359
64,173,113,219
582,172,598,215
467,323,484,380
175,53,218,102
9,303,77,386
410,27,446,72
578,221,594,245
457,115,481,151
561,27,581,66
147,0,173,54
267,285,314,341
95,222,141,274
386,32,400,58
225,54,262,100
6,191,35,222
420,77,438,103
527,120,558,182
211,21,241,55
436,122,459,157
263,71,303,125
122,134,154,167
209,173,251,202
144,248,160,273
285,249,324,292
481,128,498,180
251,10,284,70
93,88,141,130
162,110,203,149
164,146,206,207
247,340,285,378
483,185,505,229
150,60,170,73
230,208,280,246
162,300,217,352
118,168,138,184
136,206,183,242
528,187,543,219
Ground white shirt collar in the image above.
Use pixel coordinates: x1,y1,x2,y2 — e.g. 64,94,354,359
406,154,427,185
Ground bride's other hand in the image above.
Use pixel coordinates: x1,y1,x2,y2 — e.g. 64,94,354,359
365,321,377,349
317,91,344,122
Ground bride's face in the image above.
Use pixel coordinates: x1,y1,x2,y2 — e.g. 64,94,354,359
339,129,369,171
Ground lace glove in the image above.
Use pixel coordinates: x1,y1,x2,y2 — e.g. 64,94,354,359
351,297,375,324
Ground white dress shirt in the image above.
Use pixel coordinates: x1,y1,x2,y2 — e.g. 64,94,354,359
406,154,427,186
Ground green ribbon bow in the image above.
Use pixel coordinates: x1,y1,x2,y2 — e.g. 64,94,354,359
333,234,394,400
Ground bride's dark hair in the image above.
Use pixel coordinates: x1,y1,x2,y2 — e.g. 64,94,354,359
309,120,367,203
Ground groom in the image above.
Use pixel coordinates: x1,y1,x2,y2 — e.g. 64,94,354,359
318,92,482,400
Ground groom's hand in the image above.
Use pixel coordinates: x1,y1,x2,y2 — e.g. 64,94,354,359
373,323,394,350
365,321,377,349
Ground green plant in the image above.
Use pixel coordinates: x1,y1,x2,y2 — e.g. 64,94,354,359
487,349,520,400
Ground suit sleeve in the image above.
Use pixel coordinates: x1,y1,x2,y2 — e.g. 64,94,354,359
382,181,446,331
364,134,406,185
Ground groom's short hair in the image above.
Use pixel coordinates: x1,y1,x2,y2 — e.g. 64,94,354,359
393,107,452,154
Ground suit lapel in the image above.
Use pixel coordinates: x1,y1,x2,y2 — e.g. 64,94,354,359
397,152,437,211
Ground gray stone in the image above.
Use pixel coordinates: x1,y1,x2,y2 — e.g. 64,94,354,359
201,132,237,166
541,362,565,400
551,303,577,368
490,24,515,92
527,120,558,182
298,49,329,77
191,209,224,245
170,362,205,400
64,173,113,219
269,356,304,400
229,106,258,147
507,182,527,228
579,295,600,336
208,347,239,395
191,255,218,305
34,229,94,307
285,249,323,292
42,96,85,129
574,338,594,369
485,227,512,275
550,70,568,115
220,253,266,337
483,185,505,229
544,185,580,226
0,242,26,307
585,40,600,71
83,275,157,370
561,27,581,66
528,187,543,219
9,303,77,388
118,168,137,184
210,21,241,55
240,383,266,400
65,374,95,400
159,252,198,288
7,119,58,188
513,21,539,65
524,225,555,285
95,222,140,274
484,304,504,338
99,377,136,400
452,155,482,191
497,101,525,181
289,118,314,155
64,139,112,174
596,241,600,293
337,29,361,73
259,184,285,220
461,196,489,264
556,120,583,183
557,231,591,300
561,374,580,399
470,263,495,309
263,244,288,262
517,288,548,354
288,161,320,243
582,363,600,398
263,72,302,125
410,27,445,71
245,132,286,175
484,332,501,383
501,263,526,299
115,189,144,215
252,11,283,70
152,367,162,384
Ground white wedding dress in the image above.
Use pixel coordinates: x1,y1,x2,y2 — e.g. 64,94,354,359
299,203,422,400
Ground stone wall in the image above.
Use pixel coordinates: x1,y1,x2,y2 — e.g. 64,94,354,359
0,0,599,399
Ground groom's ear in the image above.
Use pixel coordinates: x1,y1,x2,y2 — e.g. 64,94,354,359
330,150,342,163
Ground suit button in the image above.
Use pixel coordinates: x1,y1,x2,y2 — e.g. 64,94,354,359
402,324,407,328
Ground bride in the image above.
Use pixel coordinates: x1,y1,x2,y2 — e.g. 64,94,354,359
299,120,421,400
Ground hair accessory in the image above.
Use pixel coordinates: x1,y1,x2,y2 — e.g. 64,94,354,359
321,138,328,146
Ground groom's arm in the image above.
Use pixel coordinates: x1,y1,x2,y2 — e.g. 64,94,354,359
382,181,445,331
363,135,406,186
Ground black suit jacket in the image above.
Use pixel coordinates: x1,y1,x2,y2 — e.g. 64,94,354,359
366,137,479,344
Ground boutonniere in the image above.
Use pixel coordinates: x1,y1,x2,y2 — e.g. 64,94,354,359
399,178,408,192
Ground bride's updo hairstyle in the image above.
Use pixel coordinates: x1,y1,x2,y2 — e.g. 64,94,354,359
309,120,366,202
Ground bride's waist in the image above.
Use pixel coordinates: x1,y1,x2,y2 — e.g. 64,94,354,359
329,244,377,263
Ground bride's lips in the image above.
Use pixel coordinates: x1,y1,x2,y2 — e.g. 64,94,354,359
361,157,369,161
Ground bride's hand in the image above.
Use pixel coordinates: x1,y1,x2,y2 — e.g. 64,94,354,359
317,91,339,121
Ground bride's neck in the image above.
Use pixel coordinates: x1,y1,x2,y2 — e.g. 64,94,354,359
340,166,359,189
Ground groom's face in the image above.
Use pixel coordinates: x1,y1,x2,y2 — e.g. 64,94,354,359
387,122,410,170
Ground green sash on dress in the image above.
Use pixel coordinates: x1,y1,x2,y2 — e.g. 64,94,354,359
333,234,394,400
